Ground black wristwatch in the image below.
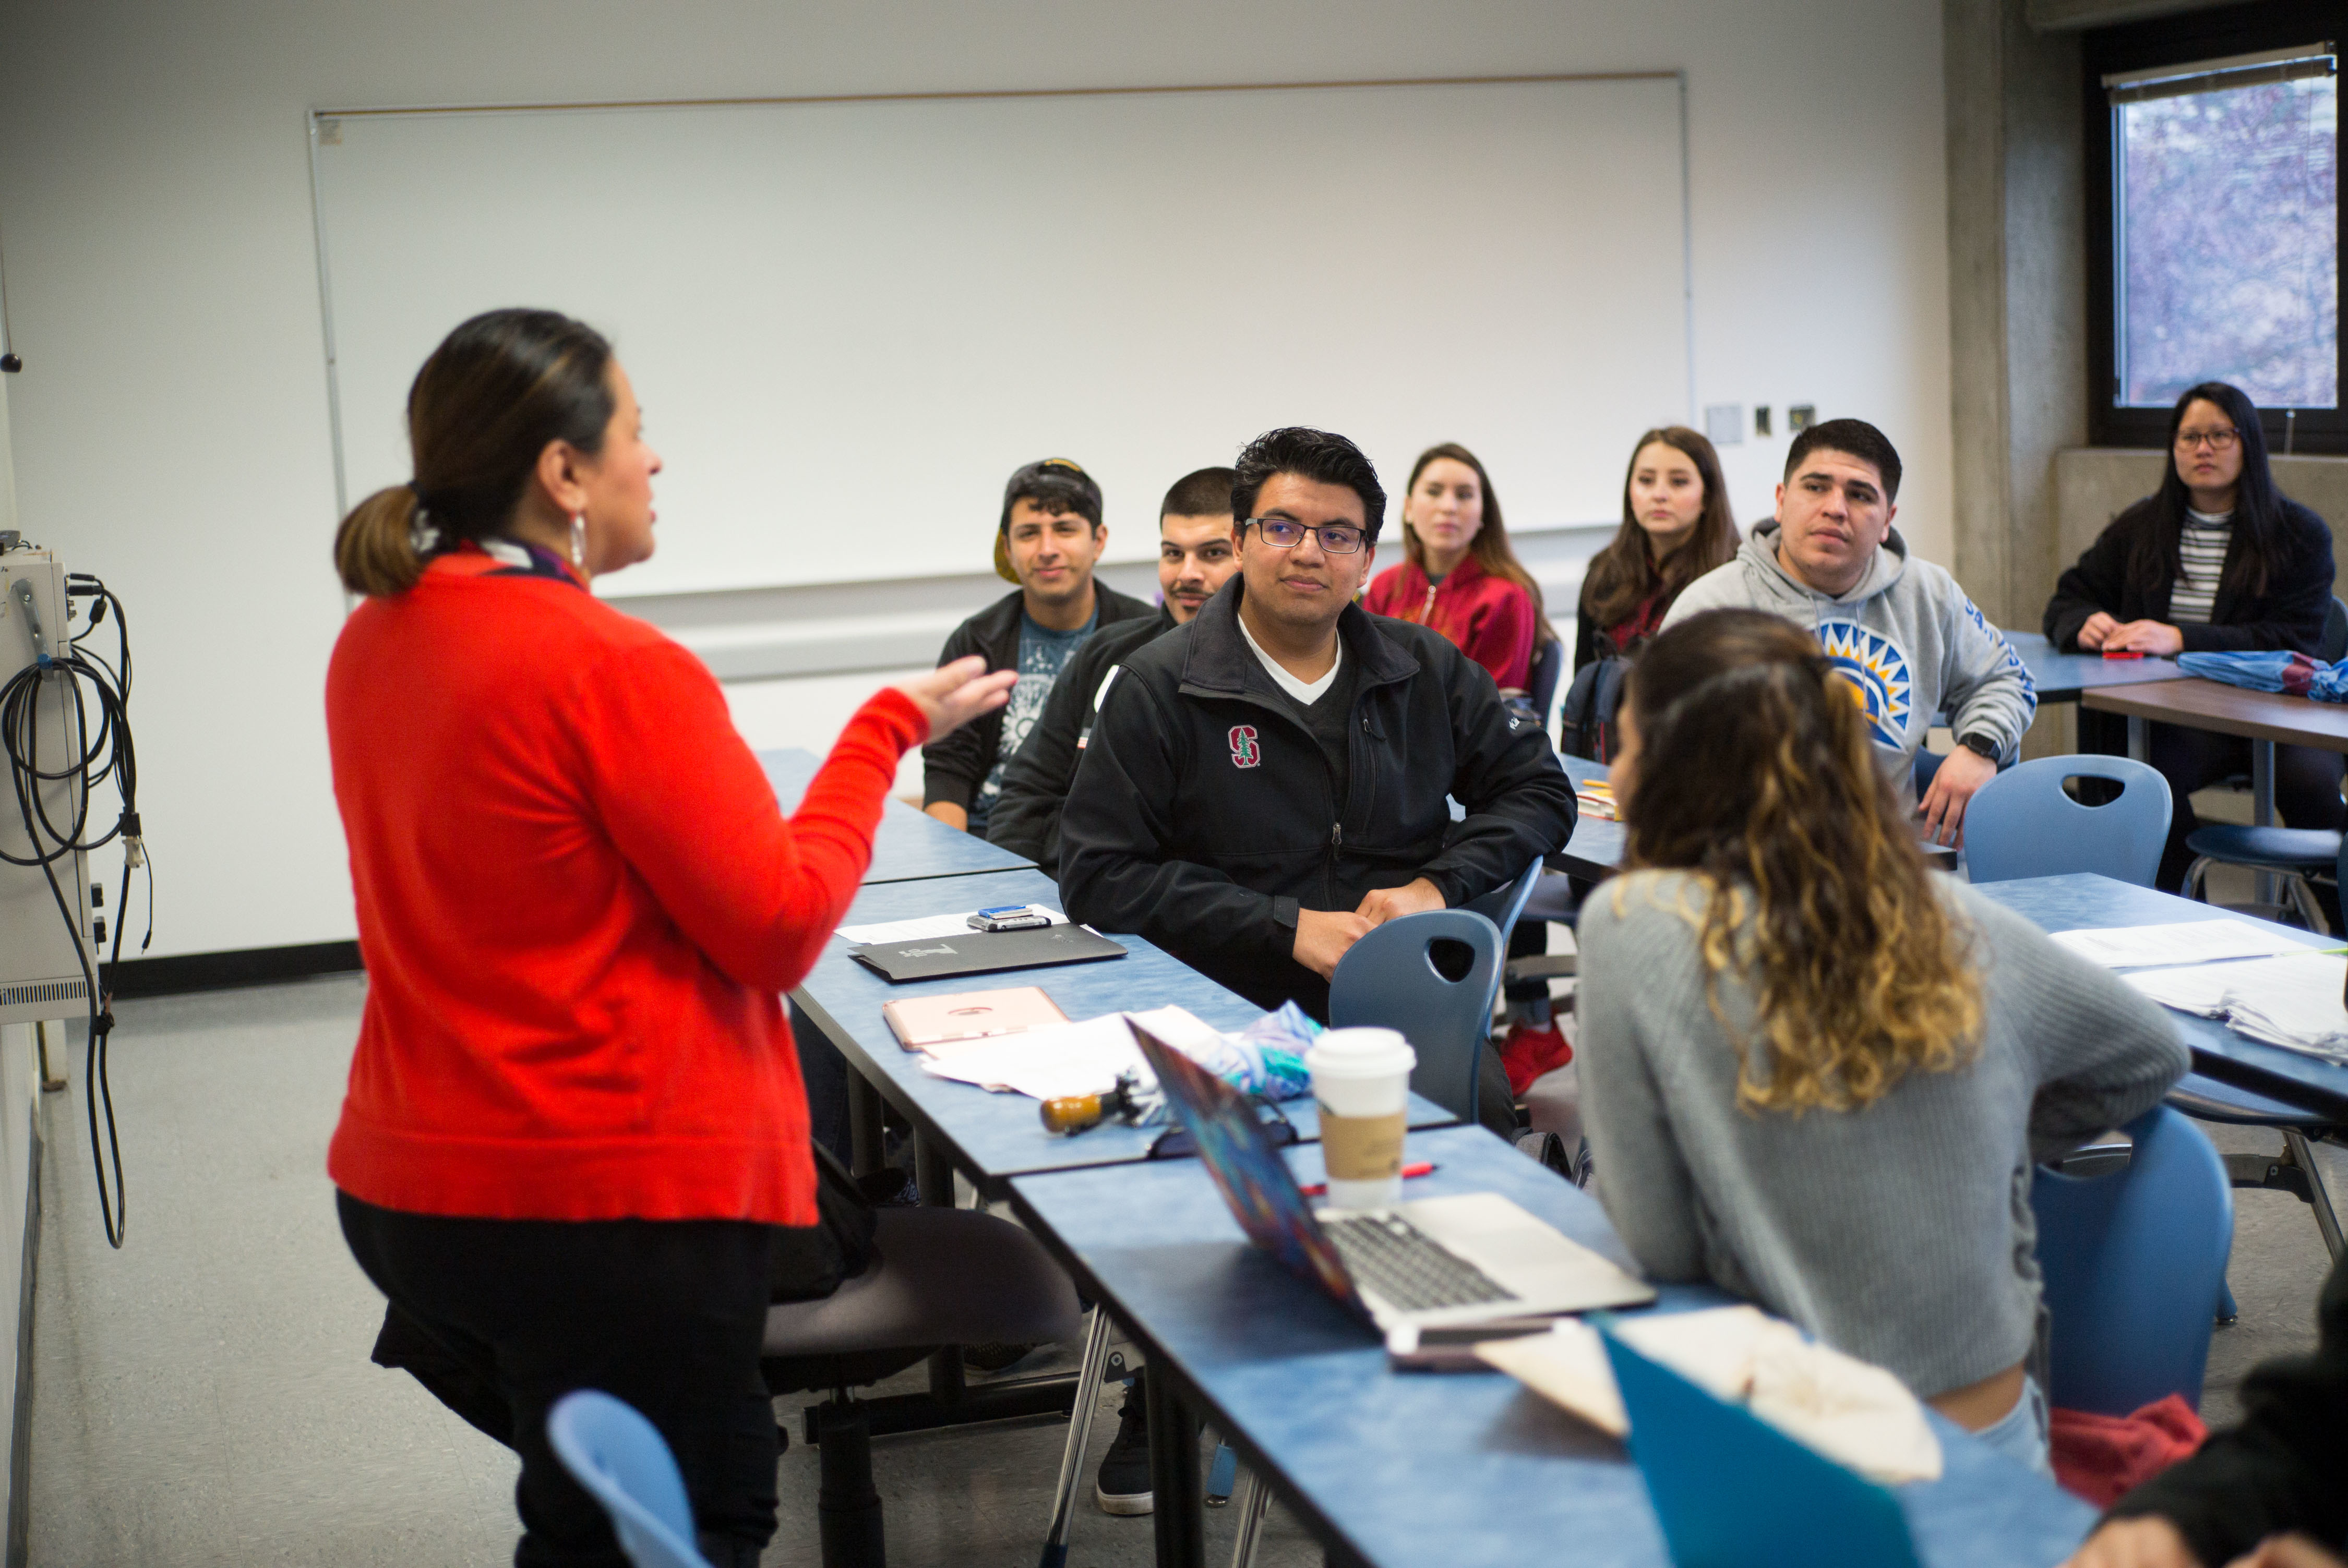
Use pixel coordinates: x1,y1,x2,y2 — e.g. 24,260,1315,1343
1958,732,2001,762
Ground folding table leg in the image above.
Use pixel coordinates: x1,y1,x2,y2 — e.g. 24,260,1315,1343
914,1129,967,1406
845,1069,885,1180
2284,1129,2345,1260
2126,715,2148,764
2253,739,2279,909
1227,1468,1272,1568
1037,1306,1115,1568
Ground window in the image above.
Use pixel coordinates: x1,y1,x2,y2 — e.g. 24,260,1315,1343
2087,6,2345,451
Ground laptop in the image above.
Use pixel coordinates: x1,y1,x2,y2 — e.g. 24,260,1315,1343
1600,1323,1923,1568
848,922,1127,983
1131,1022,1654,1332
880,985,1069,1050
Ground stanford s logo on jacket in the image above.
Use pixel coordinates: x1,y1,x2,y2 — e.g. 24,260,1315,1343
1227,725,1261,769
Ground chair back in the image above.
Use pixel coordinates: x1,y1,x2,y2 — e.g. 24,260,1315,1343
2030,1106,2233,1414
547,1390,714,1568
1328,909,1503,1124
1460,860,1543,948
1963,755,2172,887
1527,636,1566,732
2321,596,2348,662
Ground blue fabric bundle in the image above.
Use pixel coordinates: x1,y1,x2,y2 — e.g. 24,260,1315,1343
2177,650,2348,703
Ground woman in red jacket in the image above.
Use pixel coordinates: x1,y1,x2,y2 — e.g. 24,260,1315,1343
325,308,1010,1568
1363,442,1557,699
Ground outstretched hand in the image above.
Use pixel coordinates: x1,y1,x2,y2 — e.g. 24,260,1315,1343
893,656,1017,742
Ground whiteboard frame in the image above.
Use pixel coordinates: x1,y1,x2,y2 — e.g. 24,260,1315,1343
302,71,1696,528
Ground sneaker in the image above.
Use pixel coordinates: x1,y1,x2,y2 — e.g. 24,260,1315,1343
1498,1020,1574,1097
962,1342,1038,1374
1094,1373,1153,1515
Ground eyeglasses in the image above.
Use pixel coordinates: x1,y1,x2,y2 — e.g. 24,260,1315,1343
1146,1097,1299,1160
1242,517,1368,555
2175,427,2241,452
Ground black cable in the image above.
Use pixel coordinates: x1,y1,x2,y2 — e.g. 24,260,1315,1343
2,573,138,1249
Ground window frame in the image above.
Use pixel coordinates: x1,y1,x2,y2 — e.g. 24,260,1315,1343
2083,1,2344,453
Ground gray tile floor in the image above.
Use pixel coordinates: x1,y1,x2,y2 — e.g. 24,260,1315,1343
23,971,2344,1565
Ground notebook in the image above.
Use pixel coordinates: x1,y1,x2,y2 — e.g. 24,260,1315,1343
847,922,1127,983
1600,1323,1923,1568
1131,1021,1654,1332
880,985,1069,1051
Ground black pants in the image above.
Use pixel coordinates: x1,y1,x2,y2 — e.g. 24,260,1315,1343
339,1192,780,1568
2079,710,2347,895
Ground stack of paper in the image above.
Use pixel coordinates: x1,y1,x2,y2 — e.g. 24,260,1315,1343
1575,778,1618,822
2049,919,2314,969
1472,1305,1942,1485
2123,950,2348,1064
918,1005,1220,1101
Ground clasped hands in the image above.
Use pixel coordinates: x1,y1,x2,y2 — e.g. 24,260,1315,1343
1291,877,1446,980
2076,611,2185,657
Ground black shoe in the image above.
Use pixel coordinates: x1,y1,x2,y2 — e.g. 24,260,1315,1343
962,1341,1038,1374
1094,1373,1153,1516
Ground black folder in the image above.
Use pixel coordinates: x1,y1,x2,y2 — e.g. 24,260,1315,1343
846,921,1128,983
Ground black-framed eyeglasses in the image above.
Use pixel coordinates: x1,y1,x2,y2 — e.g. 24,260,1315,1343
1241,517,1369,554
2175,427,2241,451
1146,1096,1299,1160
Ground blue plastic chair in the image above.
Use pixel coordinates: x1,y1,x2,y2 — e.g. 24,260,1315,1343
1962,754,2172,887
1460,859,1542,947
546,1390,714,1568
2031,1106,2233,1414
1328,908,1504,1125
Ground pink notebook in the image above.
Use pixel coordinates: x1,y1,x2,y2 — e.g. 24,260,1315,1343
880,986,1069,1051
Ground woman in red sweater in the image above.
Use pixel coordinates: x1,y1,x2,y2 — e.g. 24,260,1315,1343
1363,442,1556,699
325,308,1010,1567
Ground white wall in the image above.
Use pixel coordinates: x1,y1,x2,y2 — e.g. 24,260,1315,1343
0,0,1952,958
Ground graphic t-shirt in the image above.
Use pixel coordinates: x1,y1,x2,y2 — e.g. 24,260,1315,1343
971,606,1100,831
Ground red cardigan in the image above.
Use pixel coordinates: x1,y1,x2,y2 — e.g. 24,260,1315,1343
1363,554,1538,691
325,546,925,1225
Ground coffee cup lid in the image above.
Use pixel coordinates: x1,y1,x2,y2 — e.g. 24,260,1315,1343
1305,1027,1416,1077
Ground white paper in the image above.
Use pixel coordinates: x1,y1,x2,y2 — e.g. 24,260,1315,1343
2048,919,2323,970
918,1005,1216,1101
2125,951,2348,1064
2121,964,2236,1017
837,906,1065,946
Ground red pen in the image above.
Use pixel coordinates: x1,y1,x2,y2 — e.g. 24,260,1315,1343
2101,650,2145,660
1300,1161,1436,1198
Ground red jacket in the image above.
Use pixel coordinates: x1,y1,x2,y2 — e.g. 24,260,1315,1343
1363,554,1538,692
325,545,925,1225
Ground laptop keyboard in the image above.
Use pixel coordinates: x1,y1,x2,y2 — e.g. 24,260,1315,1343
1324,1212,1517,1311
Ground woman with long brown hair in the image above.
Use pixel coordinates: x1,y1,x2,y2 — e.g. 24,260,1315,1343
325,308,1011,1565
1363,441,1554,696
1574,609,2183,1473
1574,426,1739,671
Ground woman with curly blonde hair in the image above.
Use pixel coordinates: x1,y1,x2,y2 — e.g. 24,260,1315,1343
1574,608,2185,1473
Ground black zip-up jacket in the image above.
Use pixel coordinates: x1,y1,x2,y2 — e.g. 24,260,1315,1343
1059,578,1575,1018
2104,1249,2348,1564
920,582,1156,816
2042,496,2335,654
988,605,1179,875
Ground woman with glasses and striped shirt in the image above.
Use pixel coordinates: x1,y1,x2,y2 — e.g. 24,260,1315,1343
2044,380,2341,893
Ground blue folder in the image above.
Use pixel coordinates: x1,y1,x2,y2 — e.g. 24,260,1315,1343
1599,1322,1922,1568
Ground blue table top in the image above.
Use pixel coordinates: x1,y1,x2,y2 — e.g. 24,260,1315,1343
1009,1123,2095,1568
757,746,1034,885
788,867,1461,1190
1556,756,1623,881
2003,631,2187,704
1974,873,2348,1120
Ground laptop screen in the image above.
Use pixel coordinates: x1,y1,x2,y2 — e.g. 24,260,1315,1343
1131,1022,1367,1316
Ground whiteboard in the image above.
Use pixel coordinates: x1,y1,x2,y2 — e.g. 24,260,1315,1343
312,78,1690,598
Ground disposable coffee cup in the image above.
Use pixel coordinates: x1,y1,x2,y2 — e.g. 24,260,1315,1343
1305,1027,1416,1209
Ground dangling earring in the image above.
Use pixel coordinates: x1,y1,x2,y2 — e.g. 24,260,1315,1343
570,512,586,570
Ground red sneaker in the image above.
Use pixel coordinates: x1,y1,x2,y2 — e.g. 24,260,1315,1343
1499,1021,1574,1098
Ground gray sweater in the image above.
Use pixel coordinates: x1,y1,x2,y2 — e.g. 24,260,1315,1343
1576,871,2187,1400
1660,524,2039,810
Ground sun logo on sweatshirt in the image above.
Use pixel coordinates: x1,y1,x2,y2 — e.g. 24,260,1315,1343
1814,621,1913,748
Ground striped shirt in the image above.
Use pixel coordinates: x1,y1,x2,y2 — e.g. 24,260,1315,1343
2171,509,2233,624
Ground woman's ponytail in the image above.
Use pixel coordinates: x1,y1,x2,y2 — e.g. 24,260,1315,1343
335,484,425,597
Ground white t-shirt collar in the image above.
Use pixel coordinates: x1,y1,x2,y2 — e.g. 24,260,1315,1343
1236,611,1343,706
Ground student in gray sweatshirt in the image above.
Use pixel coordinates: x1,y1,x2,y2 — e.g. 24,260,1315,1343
1576,609,2185,1474
1660,418,2036,843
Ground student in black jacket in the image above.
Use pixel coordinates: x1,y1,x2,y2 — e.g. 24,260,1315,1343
989,466,1240,873
2064,1251,2348,1568
1059,428,1575,1082
2043,382,2342,892
921,457,1155,836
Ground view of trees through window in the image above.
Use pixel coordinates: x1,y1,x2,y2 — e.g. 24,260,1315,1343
2117,71,2338,409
